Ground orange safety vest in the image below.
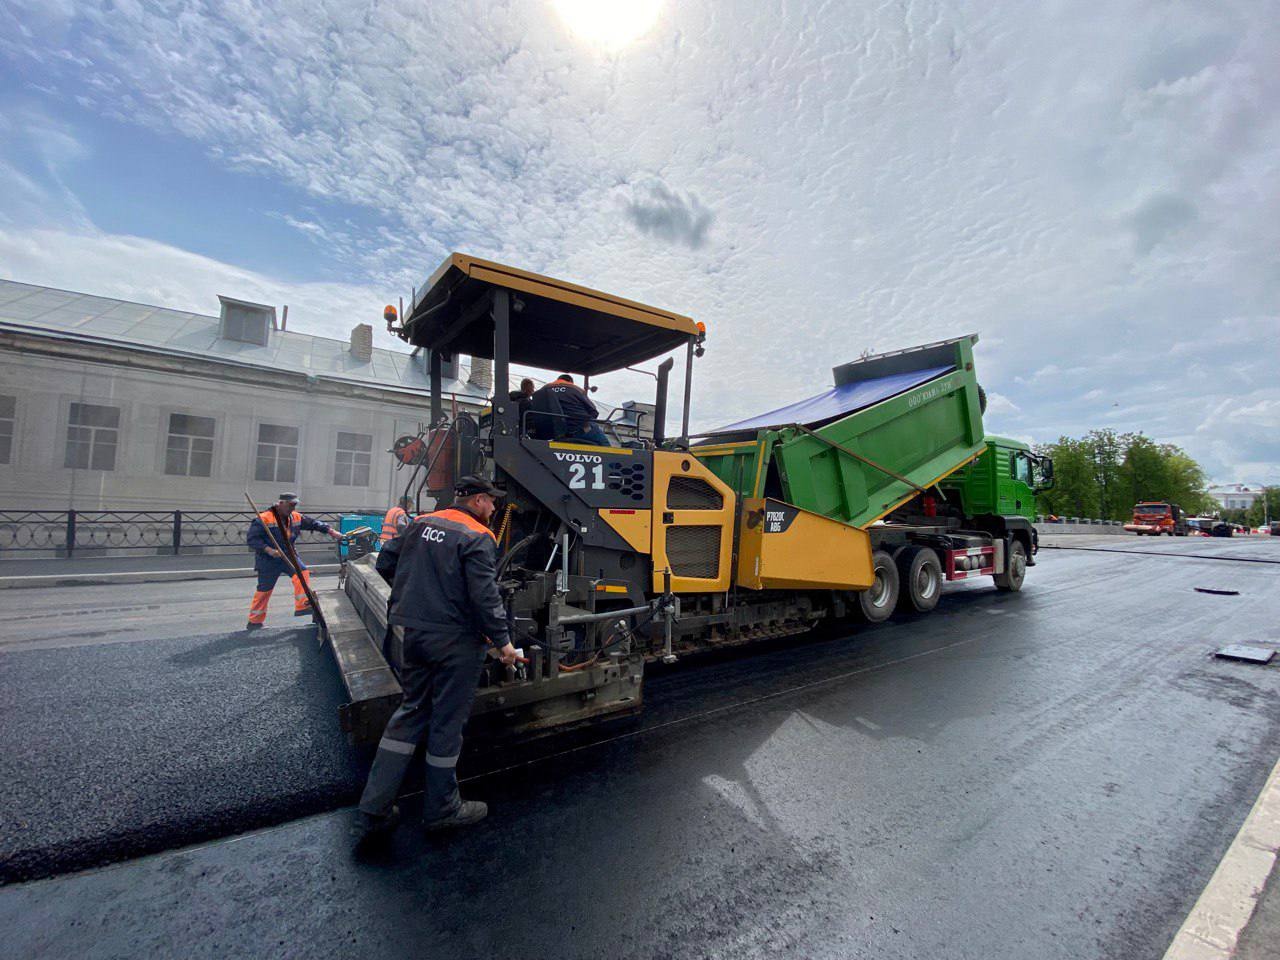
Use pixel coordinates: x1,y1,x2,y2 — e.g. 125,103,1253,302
417,507,498,543
259,508,303,538
380,505,408,542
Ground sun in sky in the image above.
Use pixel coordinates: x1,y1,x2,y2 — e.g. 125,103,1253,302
552,0,663,50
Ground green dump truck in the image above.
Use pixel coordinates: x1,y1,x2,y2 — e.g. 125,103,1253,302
692,333,1053,621
325,256,1055,743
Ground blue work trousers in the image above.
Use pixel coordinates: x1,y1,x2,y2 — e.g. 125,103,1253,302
358,630,487,821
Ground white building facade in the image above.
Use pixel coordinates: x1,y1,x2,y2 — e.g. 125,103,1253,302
1206,484,1263,512
0,279,488,513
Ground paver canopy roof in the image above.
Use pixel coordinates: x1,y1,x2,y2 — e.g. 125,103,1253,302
403,253,698,376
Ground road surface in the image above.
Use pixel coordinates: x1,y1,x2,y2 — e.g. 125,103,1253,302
1,537,1277,959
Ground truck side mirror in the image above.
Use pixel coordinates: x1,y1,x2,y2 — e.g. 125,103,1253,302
1033,456,1055,493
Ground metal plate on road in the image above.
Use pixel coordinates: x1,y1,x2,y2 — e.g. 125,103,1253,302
1214,644,1277,664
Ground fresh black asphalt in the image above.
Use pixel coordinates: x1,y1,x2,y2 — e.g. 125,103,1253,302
1,537,1278,959
0,626,362,882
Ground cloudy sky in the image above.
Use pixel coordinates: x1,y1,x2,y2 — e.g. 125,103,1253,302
1,0,1277,481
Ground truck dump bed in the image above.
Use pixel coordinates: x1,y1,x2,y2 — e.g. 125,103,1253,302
695,335,986,529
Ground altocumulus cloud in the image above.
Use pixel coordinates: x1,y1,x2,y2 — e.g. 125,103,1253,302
624,182,714,249
0,0,1277,481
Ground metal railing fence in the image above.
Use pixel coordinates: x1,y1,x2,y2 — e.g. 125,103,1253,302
0,509,344,557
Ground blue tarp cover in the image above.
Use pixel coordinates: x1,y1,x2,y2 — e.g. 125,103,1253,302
709,364,954,434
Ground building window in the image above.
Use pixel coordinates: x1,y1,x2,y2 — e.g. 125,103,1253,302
334,432,373,486
165,413,216,477
255,423,299,482
64,402,120,471
0,395,14,464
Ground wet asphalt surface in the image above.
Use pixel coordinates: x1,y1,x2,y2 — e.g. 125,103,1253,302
1,537,1278,959
0,624,359,883
0,572,356,882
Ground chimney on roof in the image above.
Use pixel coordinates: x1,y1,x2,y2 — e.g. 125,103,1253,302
350,323,374,362
468,356,493,393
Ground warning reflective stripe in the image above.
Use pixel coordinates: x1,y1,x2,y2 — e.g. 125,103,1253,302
378,738,416,756
425,752,459,768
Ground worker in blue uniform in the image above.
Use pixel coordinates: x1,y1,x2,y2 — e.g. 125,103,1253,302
353,475,518,839
528,374,610,445
245,492,341,630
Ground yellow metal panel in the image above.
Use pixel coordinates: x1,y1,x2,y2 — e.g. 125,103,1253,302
650,452,736,593
597,508,652,554
550,441,633,456
750,437,769,497
737,498,874,591
691,441,755,455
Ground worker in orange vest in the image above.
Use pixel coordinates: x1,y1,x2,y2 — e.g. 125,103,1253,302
353,475,517,839
380,496,414,543
245,492,341,630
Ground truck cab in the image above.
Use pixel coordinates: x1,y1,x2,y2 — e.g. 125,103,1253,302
937,436,1051,524
1124,502,1187,536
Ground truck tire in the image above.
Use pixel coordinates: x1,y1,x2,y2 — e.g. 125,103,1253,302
857,550,900,622
994,540,1027,592
896,546,942,614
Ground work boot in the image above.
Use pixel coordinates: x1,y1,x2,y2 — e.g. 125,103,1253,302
293,606,313,618
245,622,263,632
351,805,400,841
425,800,488,832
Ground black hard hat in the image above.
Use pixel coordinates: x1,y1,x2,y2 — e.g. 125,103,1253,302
454,475,505,499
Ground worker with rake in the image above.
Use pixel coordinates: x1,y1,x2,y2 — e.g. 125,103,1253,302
245,492,340,630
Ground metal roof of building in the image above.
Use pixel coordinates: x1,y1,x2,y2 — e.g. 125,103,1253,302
0,278,488,401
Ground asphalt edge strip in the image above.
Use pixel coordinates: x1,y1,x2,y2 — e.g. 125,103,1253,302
0,563,340,590
1163,754,1280,959
1041,545,1280,565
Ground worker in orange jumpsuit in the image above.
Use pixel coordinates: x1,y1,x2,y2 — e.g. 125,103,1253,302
380,496,414,544
246,492,341,630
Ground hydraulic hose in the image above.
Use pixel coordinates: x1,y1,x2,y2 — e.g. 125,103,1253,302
497,533,546,579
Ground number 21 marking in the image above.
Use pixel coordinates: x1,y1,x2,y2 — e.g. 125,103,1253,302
568,463,605,489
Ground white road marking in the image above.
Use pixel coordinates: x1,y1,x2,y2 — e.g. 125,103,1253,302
1163,754,1280,959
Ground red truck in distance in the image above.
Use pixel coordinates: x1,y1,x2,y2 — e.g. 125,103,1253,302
1124,502,1187,536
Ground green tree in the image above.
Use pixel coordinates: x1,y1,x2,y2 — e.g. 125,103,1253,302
1161,448,1213,514
1246,488,1280,527
1035,436,1097,518
1086,429,1124,519
1034,430,1215,521
1118,433,1169,515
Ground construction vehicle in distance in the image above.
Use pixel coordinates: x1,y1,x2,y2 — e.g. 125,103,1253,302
319,254,1055,746
1124,502,1188,536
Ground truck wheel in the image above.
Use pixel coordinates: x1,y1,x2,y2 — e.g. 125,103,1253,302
857,550,900,622
995,540,1027,592
896,546,942,614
